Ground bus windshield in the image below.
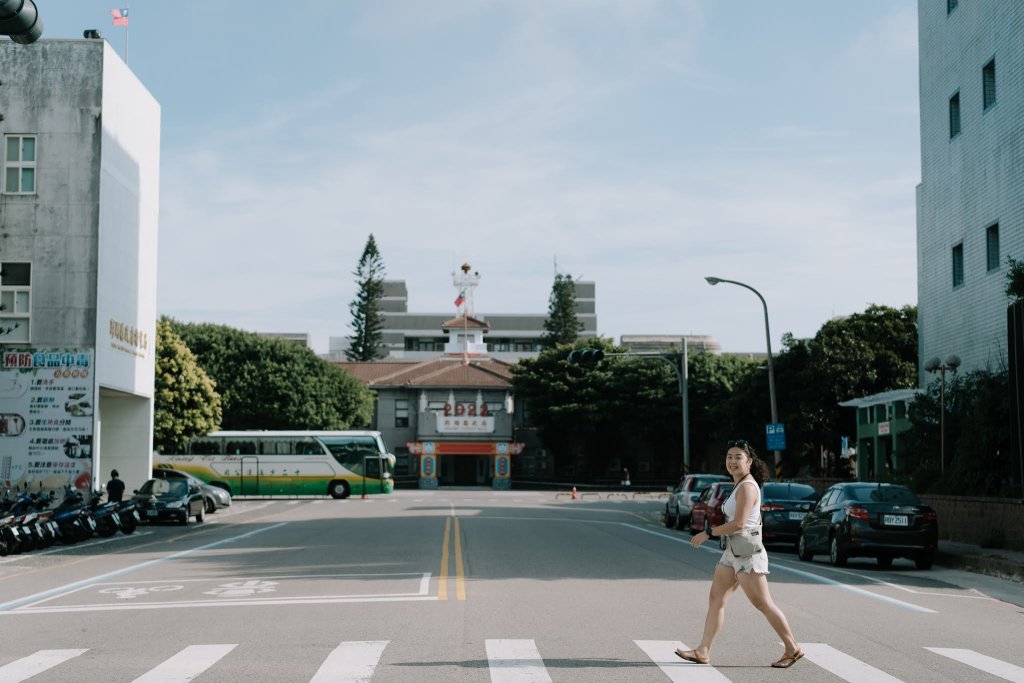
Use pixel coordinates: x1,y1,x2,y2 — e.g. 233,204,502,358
321,435,386,475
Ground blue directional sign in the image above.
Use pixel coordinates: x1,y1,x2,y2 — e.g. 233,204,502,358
765,423,786,451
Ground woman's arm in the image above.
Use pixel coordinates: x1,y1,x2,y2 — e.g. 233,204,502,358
691,482,757,548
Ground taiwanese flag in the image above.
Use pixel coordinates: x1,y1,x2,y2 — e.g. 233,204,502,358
110,8,129,26
454,290,466,307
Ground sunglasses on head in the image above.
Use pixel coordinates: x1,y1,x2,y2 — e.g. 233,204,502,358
727,440,750,449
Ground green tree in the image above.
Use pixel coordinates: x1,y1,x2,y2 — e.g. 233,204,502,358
1005,256,1024,302
169,320,373,430
541,273,583,348
346,234,387,361
153,318,222,453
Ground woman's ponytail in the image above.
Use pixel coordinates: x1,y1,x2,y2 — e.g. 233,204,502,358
745,445,770,487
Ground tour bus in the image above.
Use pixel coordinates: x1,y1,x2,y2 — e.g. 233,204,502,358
153,431,396,498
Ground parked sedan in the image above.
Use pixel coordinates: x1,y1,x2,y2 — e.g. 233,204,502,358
665,473,730,530
688,482,735,535
133,478,206,525
760,482,819,548
152,468,231,513
798,482,938,569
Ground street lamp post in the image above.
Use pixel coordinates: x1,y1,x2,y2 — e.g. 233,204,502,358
705,276,781,475
924,354,961,474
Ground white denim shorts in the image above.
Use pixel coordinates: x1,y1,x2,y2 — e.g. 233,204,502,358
718,544,770,575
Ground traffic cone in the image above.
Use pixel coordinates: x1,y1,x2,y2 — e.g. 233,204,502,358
571,486,577,500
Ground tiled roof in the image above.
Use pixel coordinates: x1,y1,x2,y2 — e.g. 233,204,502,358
335,357,514,388
441,314,491,330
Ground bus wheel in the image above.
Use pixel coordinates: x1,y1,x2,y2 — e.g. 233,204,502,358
329,481,350,500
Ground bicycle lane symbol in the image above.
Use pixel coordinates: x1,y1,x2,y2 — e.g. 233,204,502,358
99,585,184,600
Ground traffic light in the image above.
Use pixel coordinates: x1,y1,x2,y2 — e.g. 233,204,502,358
566,349,605,365
0,0,43,45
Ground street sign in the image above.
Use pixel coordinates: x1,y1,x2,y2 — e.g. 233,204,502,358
766,423,786,451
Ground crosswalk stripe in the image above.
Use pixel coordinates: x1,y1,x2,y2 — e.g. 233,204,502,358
130,644,237,683
926,647,1024,682
801,643,904,682
0,649,87,683
634,641,731,682
309,641,389,682
485,639,551,683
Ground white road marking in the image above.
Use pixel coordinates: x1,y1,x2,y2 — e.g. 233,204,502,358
0,523,287,613
0,649,87,682
130,644,236,683
309,641,389,683
926,647,1024,682
485,639,551,683
801,643,905,682
634,640,730,682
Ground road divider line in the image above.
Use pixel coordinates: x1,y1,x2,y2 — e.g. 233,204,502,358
438,516,450,600
619,524,936,614
309,641,389,683
0,522,288,613
635,640,731,682
926,647,1024,682
0,649,87,682
454,516,466,601
801,643,905,682
130,644,237,683
485,639,551,683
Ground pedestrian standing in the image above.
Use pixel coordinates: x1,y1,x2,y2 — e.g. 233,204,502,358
621,467,631,487
676,440,803,668
106,469,125,503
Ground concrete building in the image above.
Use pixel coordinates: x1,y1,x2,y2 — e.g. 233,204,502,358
338,316,523,490
330,278,598,362
916,1,1024,382
0,39,159,494
619,335,722,356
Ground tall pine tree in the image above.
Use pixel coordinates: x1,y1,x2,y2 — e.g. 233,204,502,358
346,234,387,361
541,273,583,348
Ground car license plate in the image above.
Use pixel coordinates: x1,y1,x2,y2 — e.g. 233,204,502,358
788,512,805,521
883,514,909,526
147,509,157,517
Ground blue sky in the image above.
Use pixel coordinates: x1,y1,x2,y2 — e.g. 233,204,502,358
42,1,920,354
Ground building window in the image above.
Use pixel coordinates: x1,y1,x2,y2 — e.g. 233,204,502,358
0,262,31,343
986,224,1000,272
395,399,409,428
949,92,961,138
983,59,996,110
3,135,36,194
947,0,958,14
952,243,964,288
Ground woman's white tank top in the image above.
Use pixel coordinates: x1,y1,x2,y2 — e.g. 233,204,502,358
722,478,761,529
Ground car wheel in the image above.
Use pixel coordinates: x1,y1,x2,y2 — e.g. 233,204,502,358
664,506,674,528
180,511,189,526
329,481,350,500
915,553,934,570
674,511,687,531
196,506,204,524
797,533,814,561
205,497,216,514
829,534,848,567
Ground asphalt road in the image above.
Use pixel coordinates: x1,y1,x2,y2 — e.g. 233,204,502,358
0,489,1022,682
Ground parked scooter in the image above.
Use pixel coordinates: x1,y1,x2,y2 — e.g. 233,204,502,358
88,490,124,538
50,488,96,543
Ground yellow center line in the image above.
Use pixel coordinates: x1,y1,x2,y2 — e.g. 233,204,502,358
453,516,465,601
438,516,451,600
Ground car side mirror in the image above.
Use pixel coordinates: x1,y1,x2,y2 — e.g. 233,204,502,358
189,485,200,494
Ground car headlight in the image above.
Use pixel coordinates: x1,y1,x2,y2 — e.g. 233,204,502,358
165,501,184,509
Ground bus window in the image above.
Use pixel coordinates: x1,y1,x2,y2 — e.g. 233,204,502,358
225,439,257,455
190,438,223,455
260,438,294,455
322,435,381,473
295,438,324,455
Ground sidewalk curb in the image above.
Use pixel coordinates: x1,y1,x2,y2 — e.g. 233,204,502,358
936,551,1024,583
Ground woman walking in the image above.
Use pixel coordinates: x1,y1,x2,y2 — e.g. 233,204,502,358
676,440,803,668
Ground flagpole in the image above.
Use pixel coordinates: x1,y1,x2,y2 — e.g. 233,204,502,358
124,3,129,64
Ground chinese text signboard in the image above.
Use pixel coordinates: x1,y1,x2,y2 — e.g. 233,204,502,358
0,349,95,493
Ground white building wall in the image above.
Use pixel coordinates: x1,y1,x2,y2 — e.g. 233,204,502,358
916,1,1024,383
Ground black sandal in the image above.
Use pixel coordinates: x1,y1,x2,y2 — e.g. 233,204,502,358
771,649,804,668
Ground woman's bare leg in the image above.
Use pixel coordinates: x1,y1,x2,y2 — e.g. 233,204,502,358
735,571,800,655
692,564,740,658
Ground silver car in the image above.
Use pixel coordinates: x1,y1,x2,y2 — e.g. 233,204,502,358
665,473,730,530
